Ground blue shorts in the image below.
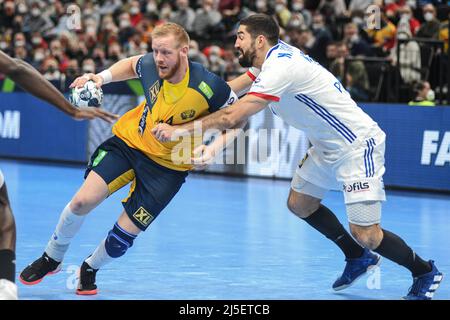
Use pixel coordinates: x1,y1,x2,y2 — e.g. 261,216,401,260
85,136,188,231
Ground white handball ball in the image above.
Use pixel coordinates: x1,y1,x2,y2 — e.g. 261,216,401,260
69,80,103,107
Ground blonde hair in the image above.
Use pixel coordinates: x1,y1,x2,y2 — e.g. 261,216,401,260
151,23,190,48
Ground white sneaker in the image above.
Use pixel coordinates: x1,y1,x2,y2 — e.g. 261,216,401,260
0,279,18,300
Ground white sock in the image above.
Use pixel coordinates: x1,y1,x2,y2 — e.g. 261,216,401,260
85,239,113,270
45,202,86,262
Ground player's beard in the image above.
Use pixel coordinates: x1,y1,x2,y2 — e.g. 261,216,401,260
158,54,181,80
238,42,257,68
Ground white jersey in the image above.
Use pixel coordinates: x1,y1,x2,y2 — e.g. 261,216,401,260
247,41,382,162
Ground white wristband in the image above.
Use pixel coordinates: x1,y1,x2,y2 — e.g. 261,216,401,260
98,69,112,85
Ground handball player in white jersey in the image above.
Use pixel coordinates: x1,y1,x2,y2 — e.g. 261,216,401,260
152,14,443,300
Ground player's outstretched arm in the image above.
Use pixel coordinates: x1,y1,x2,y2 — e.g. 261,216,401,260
70,55,143,89
0,51,118,123
227,67,259,96
152,94,269,142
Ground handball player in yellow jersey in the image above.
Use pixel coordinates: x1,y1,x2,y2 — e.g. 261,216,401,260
19,23,242,295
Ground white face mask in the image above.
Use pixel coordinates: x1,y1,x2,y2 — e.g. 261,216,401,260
86,26,96,34
350,34,359,43
147,3,157,12
0,42,8,50
18,4,27,14
426,89,435,101
424,12,434,22
275,4,285,13
130,7,140,15
256,0,266,9
120,20,130,28
83,66,95,73
407,0,417,9
31,8,40,17
32,37,41,45
397,33,408,40
161,8,171,17
401,13,411,21
292,3,304,11
34,52,45,61
15,40,25,47
209,54,219,63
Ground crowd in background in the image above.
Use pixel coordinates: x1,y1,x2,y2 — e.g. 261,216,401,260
0,0,449,102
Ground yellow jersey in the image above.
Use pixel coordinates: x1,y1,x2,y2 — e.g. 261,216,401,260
112,54,234,171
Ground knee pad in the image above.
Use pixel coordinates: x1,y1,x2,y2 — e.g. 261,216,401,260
0,170,4,188
346,201,382,226
105,223,137,258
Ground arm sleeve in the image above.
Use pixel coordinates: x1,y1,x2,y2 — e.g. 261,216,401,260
247,61,293,102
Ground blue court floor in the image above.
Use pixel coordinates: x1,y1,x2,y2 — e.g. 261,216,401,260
1,159,449,300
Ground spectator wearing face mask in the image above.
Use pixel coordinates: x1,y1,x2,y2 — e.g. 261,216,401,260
49,38,69,72
129,0,143,27
398,5,421,35
170,0,196,32
81,58,96,75
22,1,54,36
206,45,227,77
30,31,48,50
274,0,292,28
13,32,30,52
343,22,373,56
290,0,312,27
253,0,270,14
105,41,125,68
41,57,62,81
193,0,223,41
365,11,397,54
188,40,209,67
31,47,47,69
14,45,29,63
416,4,440,38
118,12,136,46
309,13,333,66
408,80,436,106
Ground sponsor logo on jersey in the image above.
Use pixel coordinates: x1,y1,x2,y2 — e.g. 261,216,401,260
149,81,161,103
343,182,370,193
199,81,214,99
181,109,196,120
133,206,154,227
92,149,107,167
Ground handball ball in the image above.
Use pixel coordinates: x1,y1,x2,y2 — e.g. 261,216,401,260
70,80,103,107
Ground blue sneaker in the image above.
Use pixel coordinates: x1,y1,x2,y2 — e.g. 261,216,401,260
403,260,443,300
333,248,381,291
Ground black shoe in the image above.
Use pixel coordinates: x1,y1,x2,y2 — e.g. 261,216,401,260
19,252,62,285
76,261,98,295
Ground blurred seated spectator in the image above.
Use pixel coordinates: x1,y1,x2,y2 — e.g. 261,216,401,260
188,40,209,67
416,4,440,38
41,57,63,81
330,42,370,101
274,0,292,28
365,11,397,55
309,13,333,66
408,80,436,106
193,0,223,41
170,0,196,32
398,4,421,35
343,22,373,56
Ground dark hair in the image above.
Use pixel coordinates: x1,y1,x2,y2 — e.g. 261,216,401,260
239,14,280,46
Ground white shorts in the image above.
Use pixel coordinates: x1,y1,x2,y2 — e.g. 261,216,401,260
291,130,386,205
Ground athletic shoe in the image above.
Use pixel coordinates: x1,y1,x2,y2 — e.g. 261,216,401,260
403,260,443,300
19,252,62,285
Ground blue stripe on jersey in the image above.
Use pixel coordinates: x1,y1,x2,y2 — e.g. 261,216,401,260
364,147,369,178
299,94,357,141
295,94,356,144
266,44,280,59
370,138,376,177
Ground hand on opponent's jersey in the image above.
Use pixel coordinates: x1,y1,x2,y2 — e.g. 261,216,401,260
152,123,178,142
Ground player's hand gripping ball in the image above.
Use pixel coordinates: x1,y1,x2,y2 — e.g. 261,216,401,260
69,80,103,107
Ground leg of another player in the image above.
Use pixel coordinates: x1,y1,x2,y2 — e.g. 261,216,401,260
77,211,141,295
19,171,109,285
0,172,18,299
350,220,443,299
287,189,365,259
